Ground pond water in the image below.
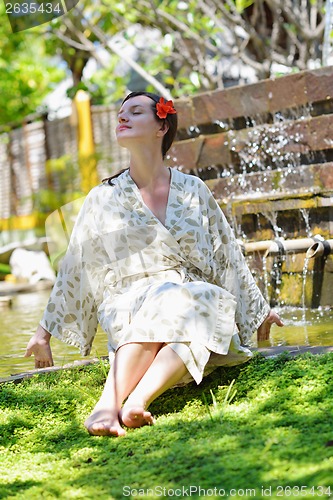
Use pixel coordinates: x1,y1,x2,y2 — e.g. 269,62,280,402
0,290,332,379
0,291,107,379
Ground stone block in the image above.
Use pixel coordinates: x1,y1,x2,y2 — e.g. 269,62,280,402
321,271,333,307
191,82,270,123
175,98,194,131
172,114,333,175
176,67,333,129
308,114,333,151
198,134,231,168
266,72,308,113
207,164,333,201
317,163,333,190
166,137,203,172
305,66,333,104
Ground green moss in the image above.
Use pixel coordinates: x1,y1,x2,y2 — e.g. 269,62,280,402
278,273,312,306
272,171,282,191
0,354,332,499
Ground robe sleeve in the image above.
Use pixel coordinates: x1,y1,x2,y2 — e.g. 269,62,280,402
201,181,270,344
40,187,108,355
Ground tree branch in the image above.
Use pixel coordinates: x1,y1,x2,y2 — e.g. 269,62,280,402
267,0,325,40
54,29,91,52
140,0,220,55
69,5,172,98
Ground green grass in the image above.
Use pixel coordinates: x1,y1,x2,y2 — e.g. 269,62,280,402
0,352,332,499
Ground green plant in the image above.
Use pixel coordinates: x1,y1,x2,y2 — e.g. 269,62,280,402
203,379,237,422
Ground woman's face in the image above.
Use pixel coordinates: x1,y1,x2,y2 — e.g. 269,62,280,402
116,95,163,149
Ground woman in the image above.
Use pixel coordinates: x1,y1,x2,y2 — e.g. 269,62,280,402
25,91,283,437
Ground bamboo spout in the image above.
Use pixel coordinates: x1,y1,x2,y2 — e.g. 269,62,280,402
306,239,333,259
264,238,317,257
241,237,332,257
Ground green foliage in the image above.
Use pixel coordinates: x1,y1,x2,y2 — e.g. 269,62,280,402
235,0,255,13
0,3,65,127
0,0,327,124
0,353,332,499
85,61,129,105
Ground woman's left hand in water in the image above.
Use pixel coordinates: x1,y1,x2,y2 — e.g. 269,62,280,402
257,310,284,341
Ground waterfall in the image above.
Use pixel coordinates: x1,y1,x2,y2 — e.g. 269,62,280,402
323,0,333,66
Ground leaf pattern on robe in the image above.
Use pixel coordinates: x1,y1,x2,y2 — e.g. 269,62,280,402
40,168,269,383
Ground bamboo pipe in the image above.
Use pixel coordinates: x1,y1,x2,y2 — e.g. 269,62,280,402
243,241,272,253
305,239,333,259
263,238,318,257
241,238,320,256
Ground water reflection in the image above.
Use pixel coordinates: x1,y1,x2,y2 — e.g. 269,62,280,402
0,291,107,378
267,306,333,348
0,291,332,379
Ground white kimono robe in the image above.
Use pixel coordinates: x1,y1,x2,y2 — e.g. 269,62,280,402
40,168,270,384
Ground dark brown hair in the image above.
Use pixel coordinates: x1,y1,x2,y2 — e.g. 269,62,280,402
103,91,178,185
122,91,178,159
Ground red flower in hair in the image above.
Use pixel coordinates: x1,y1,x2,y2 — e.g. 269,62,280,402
156,97,177,119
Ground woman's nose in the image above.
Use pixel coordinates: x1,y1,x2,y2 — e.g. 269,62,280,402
118,113,128,123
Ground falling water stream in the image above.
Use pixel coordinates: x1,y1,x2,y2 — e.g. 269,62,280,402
302,257,310,325
0,289,332,379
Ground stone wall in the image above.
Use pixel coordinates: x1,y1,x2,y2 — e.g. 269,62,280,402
168,67,333,307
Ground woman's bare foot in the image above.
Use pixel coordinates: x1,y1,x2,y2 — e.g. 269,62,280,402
119,405,155,428
84,409,126,437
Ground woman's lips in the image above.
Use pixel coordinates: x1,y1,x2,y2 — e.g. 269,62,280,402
117,125,131,131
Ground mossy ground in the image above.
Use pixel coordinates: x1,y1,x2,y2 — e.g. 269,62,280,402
0,352,332,499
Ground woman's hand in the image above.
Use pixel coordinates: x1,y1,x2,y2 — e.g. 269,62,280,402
24,325,54,369
257,310,284,341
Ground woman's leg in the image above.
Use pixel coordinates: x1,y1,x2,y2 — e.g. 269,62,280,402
120,343,188,428
84,342,163,436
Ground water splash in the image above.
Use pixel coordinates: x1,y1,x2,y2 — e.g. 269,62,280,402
261,254,270,302
261,210,282,238
225,104,316,197
213,120,229,130
270,253,285,308
187,125,201,135
300,208,312,237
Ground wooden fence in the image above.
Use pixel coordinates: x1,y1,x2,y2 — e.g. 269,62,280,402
0,104,129,233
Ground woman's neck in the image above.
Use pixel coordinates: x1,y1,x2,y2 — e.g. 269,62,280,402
129,149,169,190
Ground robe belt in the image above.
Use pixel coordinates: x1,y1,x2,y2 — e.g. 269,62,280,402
107,266,193,289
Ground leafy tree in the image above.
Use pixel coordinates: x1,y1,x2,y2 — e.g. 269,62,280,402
41,0,327,102
0,3,65,127
0,0,328,122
